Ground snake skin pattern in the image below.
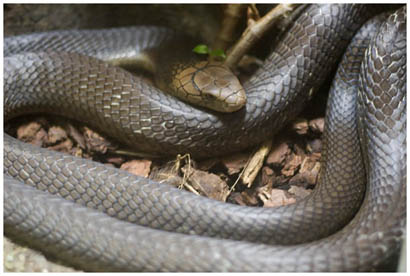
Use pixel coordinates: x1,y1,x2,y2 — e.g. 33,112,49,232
4,4,406,271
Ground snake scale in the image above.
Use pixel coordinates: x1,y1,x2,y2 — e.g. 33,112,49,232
3,4,406,271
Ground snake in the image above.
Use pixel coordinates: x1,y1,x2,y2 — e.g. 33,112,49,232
3,4,406,272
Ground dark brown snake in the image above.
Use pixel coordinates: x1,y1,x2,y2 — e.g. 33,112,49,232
3,4,406,271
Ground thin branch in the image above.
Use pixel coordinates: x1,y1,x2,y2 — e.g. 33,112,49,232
212,4,247,53
241,139,272,188
224,4,297,70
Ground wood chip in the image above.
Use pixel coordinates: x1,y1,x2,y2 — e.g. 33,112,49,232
281,153,302,177
309,117,325,134
261,166,275,186
16,121,47,146
47,126,67,144
67,124,86,149
83,127,114,154
120,159,152,177
300,157,319,174
105,156,126,167
292,118,309,135
300,157,320,185
47,139,73,153
271,175,289,188
71,146,84,158
259,189,296,208
231,189,259,206
266,141,289,166
310,152,321,162
288,157,320,187
230,192,248,206
222,152,249,175
182,165,229,202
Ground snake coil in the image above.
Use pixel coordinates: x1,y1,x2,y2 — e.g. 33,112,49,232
4,4,406,272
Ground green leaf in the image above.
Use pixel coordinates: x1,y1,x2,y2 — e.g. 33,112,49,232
192,44,209,55
210,49,226,59
193,44,227,60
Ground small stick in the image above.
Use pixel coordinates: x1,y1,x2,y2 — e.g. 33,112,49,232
212,4,248,52
241,139,272,188
224,4,296,70
111,149,160,159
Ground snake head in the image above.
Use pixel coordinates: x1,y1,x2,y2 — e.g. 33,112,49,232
172,61,246,113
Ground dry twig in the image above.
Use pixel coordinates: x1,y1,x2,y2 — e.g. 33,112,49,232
212,4,247,52
225,4,296,70
241,139,273,188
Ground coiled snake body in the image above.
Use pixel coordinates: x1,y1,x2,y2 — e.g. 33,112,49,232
4,4,406,271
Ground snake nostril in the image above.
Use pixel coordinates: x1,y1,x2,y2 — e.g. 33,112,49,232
204,94,217,101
